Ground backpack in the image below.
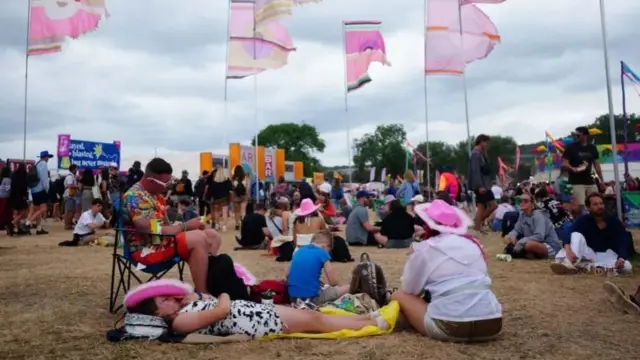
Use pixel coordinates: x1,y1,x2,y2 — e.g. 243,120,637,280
349,253,389,307
331,235,354,263
26,161,42,188
249,280,289,304
234,181,246,197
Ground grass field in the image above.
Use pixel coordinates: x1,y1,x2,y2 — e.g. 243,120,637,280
1,224,640,360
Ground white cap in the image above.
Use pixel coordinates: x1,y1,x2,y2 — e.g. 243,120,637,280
383,194,395,204
109,162,118,169
411,194,425,203
318,183,332,194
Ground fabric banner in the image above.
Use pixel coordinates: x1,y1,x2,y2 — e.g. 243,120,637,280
380,168,386,182
57,134,71,157
58,139,120,170
343,21,390,92
623,192,640,228
369,167,376,182
240,145,256,177
7,159,35,173
264,148,276,183
313,172,324,185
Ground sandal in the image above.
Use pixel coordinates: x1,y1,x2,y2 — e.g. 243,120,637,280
602,281,640,315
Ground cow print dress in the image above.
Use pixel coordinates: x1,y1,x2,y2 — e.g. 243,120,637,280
179,299,284,339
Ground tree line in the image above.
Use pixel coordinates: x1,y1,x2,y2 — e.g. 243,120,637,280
250,113,638,183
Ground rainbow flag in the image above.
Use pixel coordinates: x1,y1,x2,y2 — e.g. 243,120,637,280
622,61,640,96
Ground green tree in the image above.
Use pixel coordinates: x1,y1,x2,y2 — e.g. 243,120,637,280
251,123,325,176
352,124,407,180
586,113,639,145
414,141,457,184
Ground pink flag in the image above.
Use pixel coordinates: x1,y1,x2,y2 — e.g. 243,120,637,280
57,134,71,157
515,146,520,171
425,0,500,75
343,21,390,93
28,0,108,56
226,0,296,79
461,0,505,4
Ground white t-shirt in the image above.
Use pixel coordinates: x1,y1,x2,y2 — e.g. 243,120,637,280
64,174,77,198
494,203,515,221
491,185,503,199
74,210,105,235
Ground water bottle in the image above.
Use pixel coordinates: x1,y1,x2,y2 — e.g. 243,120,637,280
261,290,274,305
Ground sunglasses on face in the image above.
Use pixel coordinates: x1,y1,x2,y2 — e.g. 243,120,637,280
520,198,531,203
148,177,171,189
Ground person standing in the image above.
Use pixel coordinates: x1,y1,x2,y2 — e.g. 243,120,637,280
562,126,603,213
63,165,79,230
467,135,497,234
194,170,210,217
26,151,54,235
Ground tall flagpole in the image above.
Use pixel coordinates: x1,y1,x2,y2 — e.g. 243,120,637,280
457,0,472,154
224,0,232,168
621,61,629,176
252,0,259,202
342,21,352,184
423,0,431,198
598,0,622,220
22,0,33,161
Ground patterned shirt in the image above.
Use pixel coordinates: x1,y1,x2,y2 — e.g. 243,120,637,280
122,183,172,256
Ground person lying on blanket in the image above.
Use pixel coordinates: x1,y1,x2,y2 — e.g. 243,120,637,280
391,200,503,342
286,230,350,309
127,289,391,339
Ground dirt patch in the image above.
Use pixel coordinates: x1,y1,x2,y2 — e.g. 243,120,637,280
1,224,639,360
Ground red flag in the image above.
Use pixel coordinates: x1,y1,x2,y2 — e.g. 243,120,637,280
515,146,521,171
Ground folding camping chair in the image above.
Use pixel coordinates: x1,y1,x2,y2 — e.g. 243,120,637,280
109,198,185,313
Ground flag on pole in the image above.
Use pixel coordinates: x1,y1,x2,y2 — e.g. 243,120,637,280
515,146,520,171
226,0,296,79
28,0,108,56
380,168,386,182
343,21,390,92
622,61,640,96
253,0,322,28
369,167,376,182
425,0,500,75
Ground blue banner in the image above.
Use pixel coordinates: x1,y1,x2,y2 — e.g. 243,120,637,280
58,139,120,170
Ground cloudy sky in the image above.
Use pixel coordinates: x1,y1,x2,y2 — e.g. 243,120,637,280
1,0,639,176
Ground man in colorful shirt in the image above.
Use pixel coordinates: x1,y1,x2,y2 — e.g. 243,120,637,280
121,158,221,293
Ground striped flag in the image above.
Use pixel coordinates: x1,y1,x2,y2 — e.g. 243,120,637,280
622,61,640,96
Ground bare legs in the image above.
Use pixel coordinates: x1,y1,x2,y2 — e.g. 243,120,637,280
391,291,428,336
184,229,222,293
220,203,229,230
210,202,219,229
474,201,497,232
275,306,382,334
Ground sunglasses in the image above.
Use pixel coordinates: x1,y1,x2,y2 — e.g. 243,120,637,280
520,198,531,203
148,177,171,189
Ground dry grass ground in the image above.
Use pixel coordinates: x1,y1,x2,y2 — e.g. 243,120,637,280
1,224,640,360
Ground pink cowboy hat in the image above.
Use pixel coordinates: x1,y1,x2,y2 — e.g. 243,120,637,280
415,199,472,235
294,198,321,217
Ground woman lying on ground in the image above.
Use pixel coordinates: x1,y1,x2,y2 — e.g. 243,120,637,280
391,199,503,342
128,289,392,339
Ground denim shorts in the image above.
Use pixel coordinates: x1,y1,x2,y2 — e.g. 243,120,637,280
385,238,414,249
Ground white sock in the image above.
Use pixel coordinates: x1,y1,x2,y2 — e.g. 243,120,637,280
369,311,381,319
25,220,31,226
375,316,389,331
37,224,43,231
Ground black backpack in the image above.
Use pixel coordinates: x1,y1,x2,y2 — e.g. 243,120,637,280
234,181,246,197
331,235,354,263
26,161,42,188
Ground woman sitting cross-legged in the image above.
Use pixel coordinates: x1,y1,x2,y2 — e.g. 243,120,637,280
373,199,416,249
503,192,562,259
127,282,392,339
391,199,503,342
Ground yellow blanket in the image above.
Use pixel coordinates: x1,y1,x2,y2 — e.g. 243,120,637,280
263,301,399,340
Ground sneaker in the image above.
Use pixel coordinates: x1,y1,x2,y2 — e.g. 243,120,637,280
602,281,640,315
36,229,49,235
550,259,578,275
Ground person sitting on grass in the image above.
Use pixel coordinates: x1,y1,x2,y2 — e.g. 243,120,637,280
373,199,416,249
292,199,327,249
235,203,271,250
503,192,561,259
127,287,392,340
550,192,633,275
391,199,503,342
178,199,199,222
346,191,379,246
286,231,350,309
488,195,515,232
534,186,573,242
59,198,106,246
